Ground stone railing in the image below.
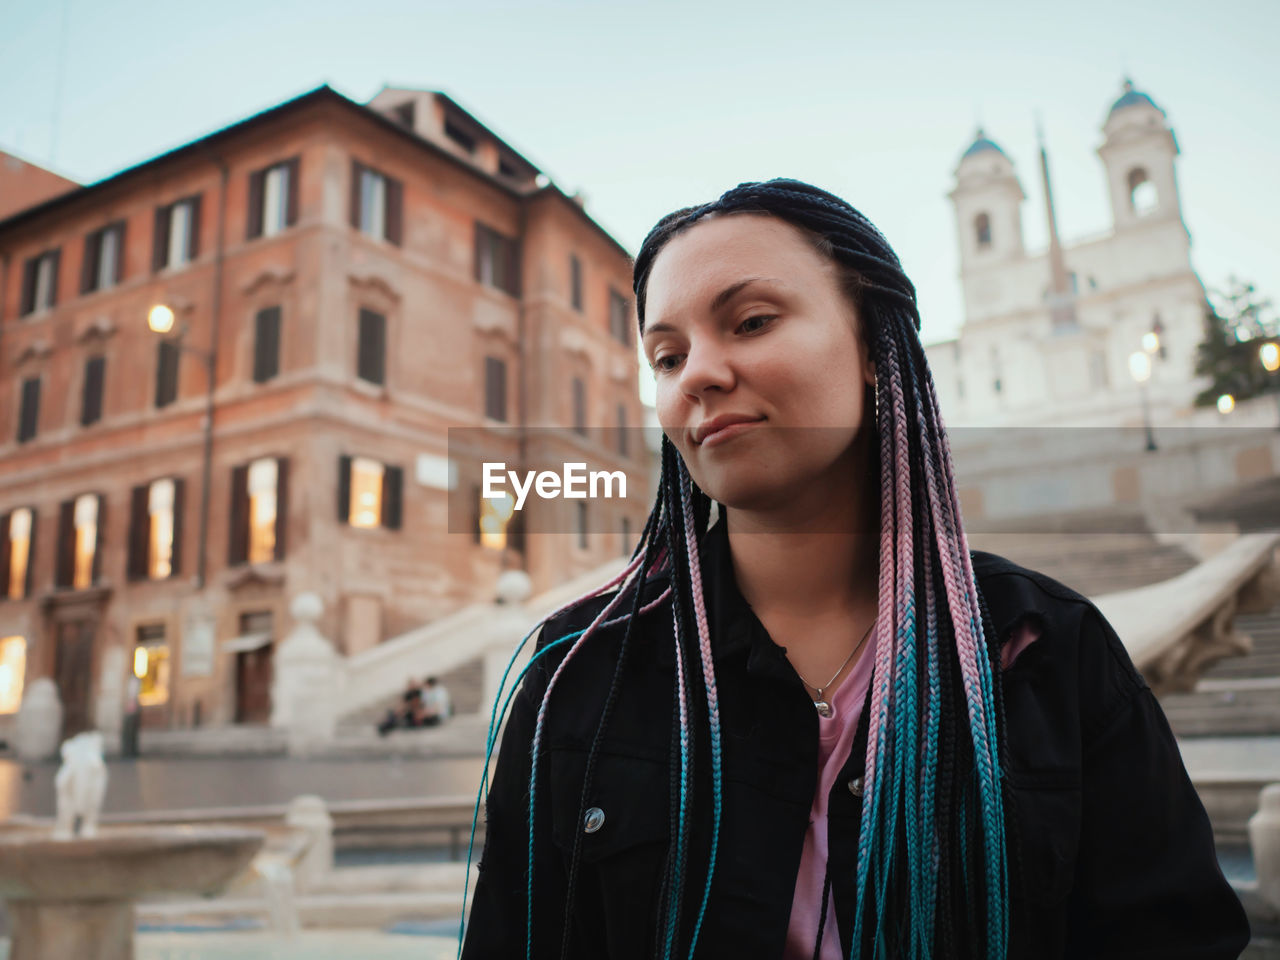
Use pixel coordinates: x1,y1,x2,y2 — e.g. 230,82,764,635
1094,533,1280,696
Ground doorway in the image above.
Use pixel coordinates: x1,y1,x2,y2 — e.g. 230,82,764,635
53,620,95,738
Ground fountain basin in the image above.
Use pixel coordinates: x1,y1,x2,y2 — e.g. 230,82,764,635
0,825,264,960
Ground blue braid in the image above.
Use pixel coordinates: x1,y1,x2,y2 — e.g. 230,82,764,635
661,600,691,960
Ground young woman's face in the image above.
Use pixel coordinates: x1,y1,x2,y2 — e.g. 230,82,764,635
642,213,876,515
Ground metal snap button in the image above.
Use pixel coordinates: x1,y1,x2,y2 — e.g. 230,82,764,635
848,777,864,798
583,807,605,834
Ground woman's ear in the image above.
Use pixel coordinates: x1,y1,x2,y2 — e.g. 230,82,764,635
863,358,877,390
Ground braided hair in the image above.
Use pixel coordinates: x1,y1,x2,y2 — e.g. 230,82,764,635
460,178,1019,960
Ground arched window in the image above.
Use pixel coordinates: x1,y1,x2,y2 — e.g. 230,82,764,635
1127,168,1158,217
974,212,992,250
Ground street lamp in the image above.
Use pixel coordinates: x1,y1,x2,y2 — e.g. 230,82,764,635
1260,342,1280,430
145,302,217,589
1217,394,1235,415
1128,350,1157,452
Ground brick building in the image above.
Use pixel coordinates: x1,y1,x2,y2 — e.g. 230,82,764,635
0,85,651,740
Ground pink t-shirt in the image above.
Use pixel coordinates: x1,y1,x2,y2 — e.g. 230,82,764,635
782,619,1041,958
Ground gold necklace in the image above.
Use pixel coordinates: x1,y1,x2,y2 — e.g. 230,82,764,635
791,619,875,718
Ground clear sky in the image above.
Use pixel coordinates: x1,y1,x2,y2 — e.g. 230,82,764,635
2,0,1276,405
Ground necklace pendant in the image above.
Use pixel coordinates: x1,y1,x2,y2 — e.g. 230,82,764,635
814,700,833,718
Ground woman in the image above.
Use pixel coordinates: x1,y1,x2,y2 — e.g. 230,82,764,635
460,179,1248,959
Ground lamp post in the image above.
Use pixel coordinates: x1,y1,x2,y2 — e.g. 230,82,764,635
1260,342,1280,430
147,303,217,589
1128,350,1157,452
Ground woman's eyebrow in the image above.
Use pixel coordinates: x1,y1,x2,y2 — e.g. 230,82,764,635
643,277,786,339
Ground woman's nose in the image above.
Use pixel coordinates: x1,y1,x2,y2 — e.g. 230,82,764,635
677,339,735,396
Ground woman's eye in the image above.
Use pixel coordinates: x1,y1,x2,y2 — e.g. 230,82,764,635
653,355,682,373
739,314,776,333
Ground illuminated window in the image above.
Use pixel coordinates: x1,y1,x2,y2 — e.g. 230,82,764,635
7,509,32,600
348,458,384,529
73,494,98,590
148,478,175,579
247,458,278,565
134,624,170,707
0,636,26,714
479,491,514,551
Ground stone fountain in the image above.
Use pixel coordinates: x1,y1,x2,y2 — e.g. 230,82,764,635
0,731,264,960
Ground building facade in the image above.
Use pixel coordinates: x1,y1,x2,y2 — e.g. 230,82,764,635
926,80,1212,427
0,86,651,740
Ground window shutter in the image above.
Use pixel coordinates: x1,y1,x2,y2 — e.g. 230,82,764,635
20,257,37,315
473,223,483,282
253,307,281,383
153,205,170,272
82,355,105,426
357,309,386,385
170,477,185,577
507,503,525,555
246,169,265,240
573,377,586,434
385,176,403,246
349,160,362,229
228,465,250,566
18,378,40,442
23,510,36,598
471,484,481,544
285,157,300,226
46,249,60,308
337,455,352,523
0,513,10,599
156,340,179,407
506,236,521,297
114,221,127,283
484,356,506,422
127,484,150,581
91,494,106,584
273,457,289,561
187,194,202,259
381,464,403,530
55,499,75,589
81,231,100,294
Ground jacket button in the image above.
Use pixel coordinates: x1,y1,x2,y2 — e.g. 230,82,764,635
583,807,606,834
848,777,864,798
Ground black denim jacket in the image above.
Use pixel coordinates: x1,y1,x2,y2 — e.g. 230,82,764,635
462,518,1250,958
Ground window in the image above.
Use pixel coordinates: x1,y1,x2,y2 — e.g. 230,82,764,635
1,508,35,601
247,158,299,240
570,254,583,311
253,306,281,383
55,493,102,590
17,377,40,443
228,457,289,567
444,116,477,153
484,356,507,421
81,222,125,294
152,196,200,271
338,456,403,530
127,477,184,581
134,623,171,707
474,223,520,296
478,488,514,550
349,161,403,245
0,636,26,714
609,289,630,345
617,403,629,456
155,339,180,407
572,377,587,436
1128,168,1158,217
20,249,59,316
393,102,415,128
974,212,992,250
81,355,105,426
576,501,588,550
357,308,386,385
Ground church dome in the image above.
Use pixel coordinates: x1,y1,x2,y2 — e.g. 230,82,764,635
1108,78,1165,117
961,129,1007,160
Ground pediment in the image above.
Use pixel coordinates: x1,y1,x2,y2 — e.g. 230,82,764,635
347,271,401,303
241,266,297,297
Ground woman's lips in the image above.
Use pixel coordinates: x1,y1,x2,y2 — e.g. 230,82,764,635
699,418,765,448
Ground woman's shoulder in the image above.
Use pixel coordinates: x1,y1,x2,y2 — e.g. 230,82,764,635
970,548,1150,738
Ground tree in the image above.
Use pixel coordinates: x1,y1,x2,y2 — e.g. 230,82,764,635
1193,276,1278,408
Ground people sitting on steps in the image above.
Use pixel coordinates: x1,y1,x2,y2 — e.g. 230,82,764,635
376,676,452,735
